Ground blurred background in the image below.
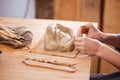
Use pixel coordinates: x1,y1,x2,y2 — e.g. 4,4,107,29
0,0,120,74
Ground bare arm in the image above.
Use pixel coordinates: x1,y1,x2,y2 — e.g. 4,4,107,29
75,23,120,69
96,42,120,69
77,23,120,48
75,37,120,69
100,33,120,48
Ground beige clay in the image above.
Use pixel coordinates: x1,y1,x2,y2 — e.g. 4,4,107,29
23,58,76,73
44,23,74,51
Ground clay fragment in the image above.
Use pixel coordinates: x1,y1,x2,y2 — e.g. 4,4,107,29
23,58,76,73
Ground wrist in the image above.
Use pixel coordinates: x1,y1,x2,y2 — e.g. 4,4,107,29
98,32,106,43
95,42,105,57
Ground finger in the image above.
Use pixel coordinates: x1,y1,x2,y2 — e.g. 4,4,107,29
75,46,84,50
75,37,84,42
86,23,93,28
77,24,90,37
75,46,90,55
74,41,84,46
77,27,83,37
77,48,89,54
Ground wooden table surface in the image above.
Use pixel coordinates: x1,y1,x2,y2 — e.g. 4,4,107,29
0,17,97,80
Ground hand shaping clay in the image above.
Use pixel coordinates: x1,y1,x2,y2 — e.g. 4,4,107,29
44,23,74,51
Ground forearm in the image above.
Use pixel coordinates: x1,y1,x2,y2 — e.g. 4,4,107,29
96,44,120,69
100,33,120,48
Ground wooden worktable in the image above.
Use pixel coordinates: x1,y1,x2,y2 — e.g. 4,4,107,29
0,17,97,80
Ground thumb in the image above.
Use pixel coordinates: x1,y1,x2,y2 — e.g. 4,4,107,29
77,27,83,37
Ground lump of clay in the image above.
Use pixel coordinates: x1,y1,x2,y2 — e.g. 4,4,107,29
44,23,74,52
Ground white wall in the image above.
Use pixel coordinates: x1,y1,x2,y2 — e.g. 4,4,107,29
0,0,35,18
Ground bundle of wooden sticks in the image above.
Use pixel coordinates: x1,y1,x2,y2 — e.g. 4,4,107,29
0,26,33,48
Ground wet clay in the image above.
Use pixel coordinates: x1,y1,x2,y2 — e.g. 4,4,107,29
44,23,74,52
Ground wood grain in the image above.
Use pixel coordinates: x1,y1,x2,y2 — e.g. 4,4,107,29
54,0,78,20
100,0,120,73
0,17,95,80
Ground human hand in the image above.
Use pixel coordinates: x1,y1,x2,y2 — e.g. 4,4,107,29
77,23,103,41
74,37,102,56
